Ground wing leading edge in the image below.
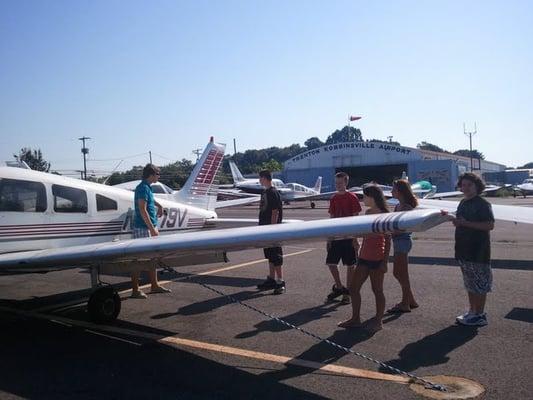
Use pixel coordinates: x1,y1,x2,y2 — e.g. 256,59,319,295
0,209,451,272
418,199,533,225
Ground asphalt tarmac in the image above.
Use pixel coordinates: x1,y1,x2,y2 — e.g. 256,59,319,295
1,198,532,399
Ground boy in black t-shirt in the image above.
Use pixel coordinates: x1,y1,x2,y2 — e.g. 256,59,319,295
256,170,285,294
450,173,495,327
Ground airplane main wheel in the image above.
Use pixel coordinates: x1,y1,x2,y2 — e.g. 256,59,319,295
88,286,121,324
310,202,316,209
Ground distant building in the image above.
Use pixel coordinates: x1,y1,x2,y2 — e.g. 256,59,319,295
283,142,506,192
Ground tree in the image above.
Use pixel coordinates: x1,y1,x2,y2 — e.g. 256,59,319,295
325,126,362,144
453,149,485,160
14,147,51,172
416,142,449,153
258,159,283,172
304,137,324,150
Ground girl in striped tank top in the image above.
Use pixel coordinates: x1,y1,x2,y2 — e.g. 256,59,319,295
339,185,391,332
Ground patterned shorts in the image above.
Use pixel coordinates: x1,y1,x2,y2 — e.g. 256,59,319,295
458,260,492,294
133,227,151,239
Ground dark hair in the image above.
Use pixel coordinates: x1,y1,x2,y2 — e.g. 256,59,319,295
142,163,160,179
259,170,272,181
457,172,485,195
393,179,418,208
335,172,349,183
362,184,389,213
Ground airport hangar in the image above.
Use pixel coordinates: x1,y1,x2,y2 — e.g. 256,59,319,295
282,141,506,192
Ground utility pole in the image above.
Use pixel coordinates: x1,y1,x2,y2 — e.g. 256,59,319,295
149,151,152,164
192,148,202,161
78,136,91,180
233,138,237,155
387,136,393,143
463,123,477,172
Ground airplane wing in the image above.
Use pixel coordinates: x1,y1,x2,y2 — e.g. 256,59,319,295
427,190,462,199
428,185,506,199
418,199,533,225
291,190,337,202
0,209,450,273
214,196,260,209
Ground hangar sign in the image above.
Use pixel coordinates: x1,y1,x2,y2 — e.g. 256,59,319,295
290,142,412,164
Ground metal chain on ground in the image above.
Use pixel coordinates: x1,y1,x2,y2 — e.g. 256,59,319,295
164,268,446,392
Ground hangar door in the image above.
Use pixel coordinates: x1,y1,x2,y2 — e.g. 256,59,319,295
336,164,408,187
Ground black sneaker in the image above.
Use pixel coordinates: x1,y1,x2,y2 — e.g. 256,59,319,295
273,280,286,295
326,285,347,301
257,277,277,291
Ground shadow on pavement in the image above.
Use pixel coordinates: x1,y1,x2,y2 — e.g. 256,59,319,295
379,324,478,373
0,312,328,400
505,307,533,323
235,302,341,339
259,328,375,381
153,289,264,318
405,256,533,271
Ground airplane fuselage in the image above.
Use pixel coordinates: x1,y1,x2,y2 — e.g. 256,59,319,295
0,167,217,255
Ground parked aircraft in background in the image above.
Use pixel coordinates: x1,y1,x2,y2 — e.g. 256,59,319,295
227,160,285,194
513,178,533,197
225,160,329,208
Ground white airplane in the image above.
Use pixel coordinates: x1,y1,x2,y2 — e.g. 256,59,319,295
227,160,332,208
113,179,259,209
227,160,286,194
513,178,533,197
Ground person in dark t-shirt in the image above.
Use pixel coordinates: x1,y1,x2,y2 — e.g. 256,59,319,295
256,170,285,294
450,173,495,327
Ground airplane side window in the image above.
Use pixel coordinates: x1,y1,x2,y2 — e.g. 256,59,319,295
0,179,47,212
96,194,118,211
52,185,88,213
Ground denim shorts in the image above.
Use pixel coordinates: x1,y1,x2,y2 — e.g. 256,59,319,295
393,237,412,254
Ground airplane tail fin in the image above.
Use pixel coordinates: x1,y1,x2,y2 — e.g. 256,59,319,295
174,137,225,210
313,176,322,193
229,160,246,183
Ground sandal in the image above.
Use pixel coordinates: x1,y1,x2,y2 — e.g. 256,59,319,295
387,304,411,314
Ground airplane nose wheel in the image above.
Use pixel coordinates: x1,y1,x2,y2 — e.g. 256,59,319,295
88,286,121,323
310,202,316,209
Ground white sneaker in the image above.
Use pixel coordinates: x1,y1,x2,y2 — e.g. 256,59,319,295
458,313,488,326
456,311,473,323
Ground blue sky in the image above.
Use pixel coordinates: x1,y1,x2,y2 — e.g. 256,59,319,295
1,0,532,175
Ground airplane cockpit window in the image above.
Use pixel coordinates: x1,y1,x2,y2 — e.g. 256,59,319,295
150,184,165,194
160,183,174,194
96,194,118,211
0,179,47,212
52,185,88,213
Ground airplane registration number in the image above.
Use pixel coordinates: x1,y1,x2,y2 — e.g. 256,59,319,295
160,207,187,229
